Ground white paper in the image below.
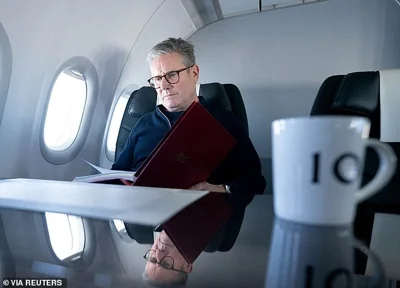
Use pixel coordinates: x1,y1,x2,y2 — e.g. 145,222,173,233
74,159,137,182
82,158,133,175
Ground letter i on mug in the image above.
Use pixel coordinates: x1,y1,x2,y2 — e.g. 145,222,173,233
271,116,397,226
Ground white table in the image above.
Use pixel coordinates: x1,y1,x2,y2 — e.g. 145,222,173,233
0,178,209,225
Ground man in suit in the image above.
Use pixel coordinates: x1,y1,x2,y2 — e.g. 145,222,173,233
112,37,266,286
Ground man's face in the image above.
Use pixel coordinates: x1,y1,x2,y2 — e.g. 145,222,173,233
144,231,192,284
150,52,199,112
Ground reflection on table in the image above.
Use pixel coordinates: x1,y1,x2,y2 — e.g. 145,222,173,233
0,178,399,287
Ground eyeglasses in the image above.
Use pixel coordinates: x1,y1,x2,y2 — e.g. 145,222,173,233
143,249,187,274
147,65,194,89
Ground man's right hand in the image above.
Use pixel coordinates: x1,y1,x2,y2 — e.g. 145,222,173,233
189,182,227,193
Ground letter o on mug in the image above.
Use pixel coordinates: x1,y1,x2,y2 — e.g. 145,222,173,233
332,153,360,184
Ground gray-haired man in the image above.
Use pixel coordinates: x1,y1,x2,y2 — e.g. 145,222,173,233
112,37,266,286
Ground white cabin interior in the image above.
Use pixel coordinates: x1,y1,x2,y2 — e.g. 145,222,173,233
1,0,400,287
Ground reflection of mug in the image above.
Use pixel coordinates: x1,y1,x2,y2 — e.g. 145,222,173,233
271,116,397,226
265,218,385,288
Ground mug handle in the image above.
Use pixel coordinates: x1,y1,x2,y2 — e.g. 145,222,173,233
352,237,385,288
355,139,397,203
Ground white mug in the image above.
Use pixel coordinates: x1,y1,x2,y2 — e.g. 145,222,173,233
271,116,397,226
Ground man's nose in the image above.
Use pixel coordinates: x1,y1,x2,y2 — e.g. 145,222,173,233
159,76,170,90
155,249,166,261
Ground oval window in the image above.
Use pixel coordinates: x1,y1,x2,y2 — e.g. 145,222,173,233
45,212,86,261
106,93,130,159
43,69,87,151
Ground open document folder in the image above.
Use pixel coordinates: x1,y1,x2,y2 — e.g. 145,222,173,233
0,178,208,226
74,101,236,189
73,159,137,183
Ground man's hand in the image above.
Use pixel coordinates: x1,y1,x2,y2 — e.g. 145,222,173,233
189,182,227,193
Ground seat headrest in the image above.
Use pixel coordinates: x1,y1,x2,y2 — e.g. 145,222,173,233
128,86,157,116
310,75,345,115
223,83,249,135
311,71,381,138
332,71,380,117
199,83,232,111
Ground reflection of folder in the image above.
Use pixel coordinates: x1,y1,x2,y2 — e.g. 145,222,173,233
133,101,236,189
161,192,233,264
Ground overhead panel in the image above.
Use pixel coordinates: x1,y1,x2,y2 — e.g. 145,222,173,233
263,0,322,10
180,0,219,30
181,0,329,33
219,0,259,18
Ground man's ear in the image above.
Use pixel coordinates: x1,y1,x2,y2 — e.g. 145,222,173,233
191,64,199,82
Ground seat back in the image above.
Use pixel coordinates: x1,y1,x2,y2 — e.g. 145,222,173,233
199,82,249,135
310,71,381,137
309,70,400,274
115,87,157,159
310,75,345,116
198,82,231,111
223,83,249,135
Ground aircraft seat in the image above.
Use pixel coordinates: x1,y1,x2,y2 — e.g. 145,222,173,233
116,82,249,252
310,70,400,274
199,82,249,135
223,83,249,135
114,87,157,160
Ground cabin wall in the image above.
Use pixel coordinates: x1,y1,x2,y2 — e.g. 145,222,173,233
188,0,400,194
0,22,12,130
0,0,163,180
99,1,196,168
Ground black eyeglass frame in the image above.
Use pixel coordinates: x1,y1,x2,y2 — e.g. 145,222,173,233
143,249,187,274
147,65,195,88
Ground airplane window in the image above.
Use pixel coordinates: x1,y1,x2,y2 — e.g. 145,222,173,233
40,56,98,165
106,93,130,160
45,212,85,261
43,69,87,151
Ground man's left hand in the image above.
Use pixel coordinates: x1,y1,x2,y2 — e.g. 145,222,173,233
189,182,226,193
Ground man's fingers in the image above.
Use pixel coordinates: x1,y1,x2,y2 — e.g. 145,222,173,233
189,182,207,190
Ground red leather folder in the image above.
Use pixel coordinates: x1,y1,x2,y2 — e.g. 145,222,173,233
161,192,233,264
133,101,236,189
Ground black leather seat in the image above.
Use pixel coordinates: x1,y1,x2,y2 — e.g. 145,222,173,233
310,70,400,273
199,82,249,135
223,83,249,135
115,87,157,160
116,83,249,252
